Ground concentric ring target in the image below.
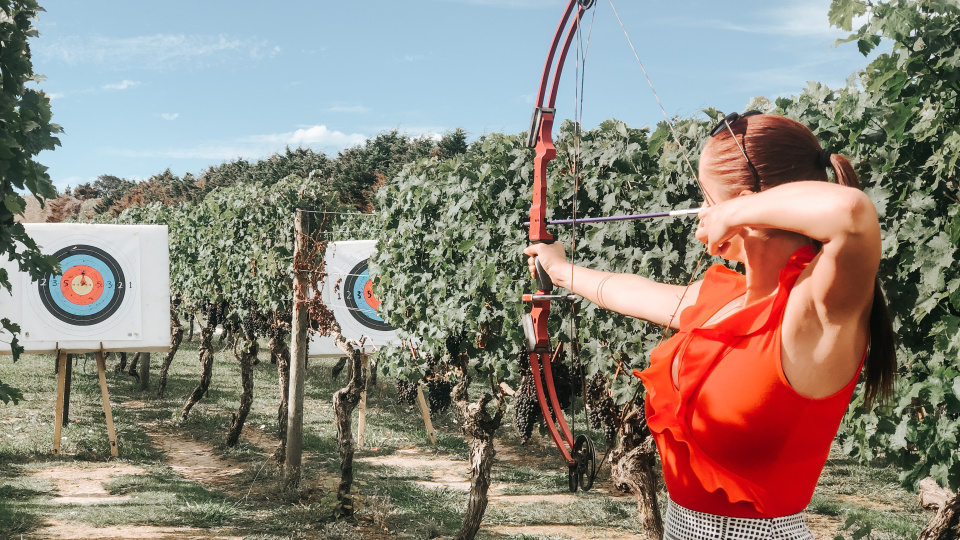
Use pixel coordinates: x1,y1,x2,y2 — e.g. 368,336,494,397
321,240,397,346
343,260,395,332
39,245,127,326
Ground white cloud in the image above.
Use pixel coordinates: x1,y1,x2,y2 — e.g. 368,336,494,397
161,113,179,121
244,125,368,148
326,104,372,114
102,80,140,91
45,91,65,100
705,0,852,38
105,125,368,161
36,33,280,70
401,54,425,63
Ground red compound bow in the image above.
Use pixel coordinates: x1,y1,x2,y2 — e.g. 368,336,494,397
521,0,598,493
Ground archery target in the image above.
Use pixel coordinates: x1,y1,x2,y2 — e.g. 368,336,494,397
0,224,170,354
40,244,128,326
321,240,397,346
23,232,141,341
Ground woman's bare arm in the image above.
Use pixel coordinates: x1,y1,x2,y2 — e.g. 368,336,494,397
523,242,702,329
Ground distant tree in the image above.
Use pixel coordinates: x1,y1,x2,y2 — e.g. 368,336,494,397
0,0,62,403
92,174,136,214
330,130,437,211
437,128,469,160
72,183,99,201
196,147,329,195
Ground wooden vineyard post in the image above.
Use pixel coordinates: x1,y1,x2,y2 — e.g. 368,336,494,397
96,349,119,457
416,385,437,444
53,350,67,456
285,209,309,488
357,353,369,447
405,341,436,444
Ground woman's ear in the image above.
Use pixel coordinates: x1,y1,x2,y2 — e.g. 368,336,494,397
737,189,755,198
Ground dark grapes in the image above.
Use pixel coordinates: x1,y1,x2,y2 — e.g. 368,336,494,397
396,379,418,406
427,378,452,413
586,373,620,446
513,372,540,443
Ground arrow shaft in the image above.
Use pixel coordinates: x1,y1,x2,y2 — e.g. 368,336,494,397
524,207,700,226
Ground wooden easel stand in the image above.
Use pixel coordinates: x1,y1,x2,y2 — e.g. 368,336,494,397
53,347,119,457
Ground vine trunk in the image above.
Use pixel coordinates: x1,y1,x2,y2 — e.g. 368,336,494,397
611,409,663,539
181,320,215,420
918,492,960,540
333,347,365,515
271,330,291,463
227,335,258,446
158,306,184,398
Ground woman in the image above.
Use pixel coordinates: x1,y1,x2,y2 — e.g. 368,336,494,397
524,113,896,539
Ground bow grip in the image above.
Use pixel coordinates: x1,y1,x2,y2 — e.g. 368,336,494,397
534,256,554,293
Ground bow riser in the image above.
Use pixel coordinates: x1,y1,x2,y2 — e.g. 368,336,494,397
530,110,557,244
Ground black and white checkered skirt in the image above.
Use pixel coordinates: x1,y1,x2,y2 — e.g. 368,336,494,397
664,498,814,540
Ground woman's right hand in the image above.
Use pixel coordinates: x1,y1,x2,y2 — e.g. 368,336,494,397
522,242,569,289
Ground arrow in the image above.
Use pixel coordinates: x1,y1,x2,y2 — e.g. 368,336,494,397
524,207,700,227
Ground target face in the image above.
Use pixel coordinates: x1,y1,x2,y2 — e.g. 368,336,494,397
322,241,397,346
40,245,127,326
343,259,394,332
21,232,142,342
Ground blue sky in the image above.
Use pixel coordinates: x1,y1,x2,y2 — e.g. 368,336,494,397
30,0,870,192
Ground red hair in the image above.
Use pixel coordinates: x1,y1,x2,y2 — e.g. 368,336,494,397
700,114,858,194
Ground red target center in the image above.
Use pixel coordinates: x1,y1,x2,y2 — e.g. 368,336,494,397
363,280,381,310
60,265,105,305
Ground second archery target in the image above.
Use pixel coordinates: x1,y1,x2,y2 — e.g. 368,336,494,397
321,240,397,346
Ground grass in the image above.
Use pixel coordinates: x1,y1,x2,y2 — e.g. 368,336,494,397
0,341,937,539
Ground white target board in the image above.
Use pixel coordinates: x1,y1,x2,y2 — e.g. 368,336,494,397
308,240,397,357
0,223,170,354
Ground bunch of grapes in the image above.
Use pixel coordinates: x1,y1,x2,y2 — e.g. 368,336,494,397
513,372,540,443
550,361,574,412
396,379,418,406
541,346,580,419
427,378,453,413
586,372,620,446
203,301,226,328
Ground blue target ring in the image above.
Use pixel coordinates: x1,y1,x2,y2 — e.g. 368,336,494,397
39,245,127,326
48,254,117,316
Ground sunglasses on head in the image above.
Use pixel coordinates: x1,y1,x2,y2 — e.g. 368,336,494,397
710,110,762,137
710,110,763,191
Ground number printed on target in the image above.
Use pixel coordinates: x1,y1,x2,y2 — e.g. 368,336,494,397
41,244,131,326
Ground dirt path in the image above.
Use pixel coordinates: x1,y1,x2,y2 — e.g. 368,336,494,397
36,521,243,540
33,463,143,505
28,463,242,540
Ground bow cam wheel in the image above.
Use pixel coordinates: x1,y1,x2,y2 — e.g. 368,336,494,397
573,434,597,491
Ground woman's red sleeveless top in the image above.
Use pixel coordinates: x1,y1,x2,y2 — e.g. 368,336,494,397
637,245,863,518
